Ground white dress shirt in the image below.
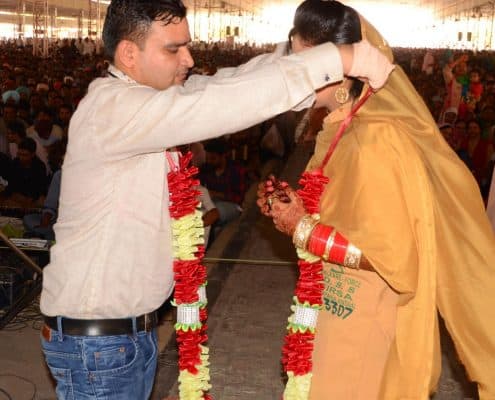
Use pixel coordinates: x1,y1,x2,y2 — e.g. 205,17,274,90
40,42,343,319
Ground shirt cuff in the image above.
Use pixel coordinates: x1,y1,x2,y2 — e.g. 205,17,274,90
292,42,344,89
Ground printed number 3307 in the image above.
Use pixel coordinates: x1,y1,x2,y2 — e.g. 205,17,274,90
324,298,353,319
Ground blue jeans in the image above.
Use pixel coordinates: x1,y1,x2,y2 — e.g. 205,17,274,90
40,324,158,399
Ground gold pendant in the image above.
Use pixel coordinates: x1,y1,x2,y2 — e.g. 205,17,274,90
334,86,350,104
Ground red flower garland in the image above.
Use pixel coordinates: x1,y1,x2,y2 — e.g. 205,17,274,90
167,151,211,399
281,169,326,377
282,89,373,397
282,331,317,375
294,260,325,305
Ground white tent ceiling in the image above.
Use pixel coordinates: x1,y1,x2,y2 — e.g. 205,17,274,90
0,0,492,20
0,0,493,47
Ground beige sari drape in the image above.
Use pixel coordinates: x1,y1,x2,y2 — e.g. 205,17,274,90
306,17,495,399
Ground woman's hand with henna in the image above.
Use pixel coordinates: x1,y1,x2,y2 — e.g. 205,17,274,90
270,188,306,236
256,175,292,217
256,180,274,217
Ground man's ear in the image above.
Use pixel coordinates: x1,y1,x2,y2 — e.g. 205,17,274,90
115,40,139,70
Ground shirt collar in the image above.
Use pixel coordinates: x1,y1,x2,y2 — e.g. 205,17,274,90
107,65,137,84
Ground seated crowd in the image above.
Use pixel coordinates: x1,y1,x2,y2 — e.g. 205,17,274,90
0,38,494,244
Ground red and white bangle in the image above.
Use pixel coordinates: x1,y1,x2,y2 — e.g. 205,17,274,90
297,216,362,269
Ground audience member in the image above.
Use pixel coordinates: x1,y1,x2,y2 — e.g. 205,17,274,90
464,119,494,195
441,54,468,122
0,137,47,207
439,122,455,147
466,68,483,111
200,138,248,229
55,103,73,136
27,107,63,148
0,103,27,154
6,120,49,172
23,168,61,240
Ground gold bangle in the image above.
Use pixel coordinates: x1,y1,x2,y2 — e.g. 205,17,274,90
292,215,318,250
322,230,337,261
343,243,362,269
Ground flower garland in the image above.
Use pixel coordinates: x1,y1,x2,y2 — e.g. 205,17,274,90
167,151,212,400
281,169,327,400
281,88,373,400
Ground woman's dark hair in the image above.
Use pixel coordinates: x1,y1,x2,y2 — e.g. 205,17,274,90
290,0,363,99
102,0,187,63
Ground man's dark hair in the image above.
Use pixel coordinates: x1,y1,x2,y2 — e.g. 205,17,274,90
19,137,36,153
289,0,363,99
102,0,187,63
7,121,26,138
36,106,54,119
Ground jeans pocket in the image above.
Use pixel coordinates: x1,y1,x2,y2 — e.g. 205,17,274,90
46,366,74,400
85,335,138,373
94,344,127,370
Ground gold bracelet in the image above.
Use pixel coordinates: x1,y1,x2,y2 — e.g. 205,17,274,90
343,243,362,269
292,215,319,250
322,230,337,261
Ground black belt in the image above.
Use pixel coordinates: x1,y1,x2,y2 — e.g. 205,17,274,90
43,311,159,336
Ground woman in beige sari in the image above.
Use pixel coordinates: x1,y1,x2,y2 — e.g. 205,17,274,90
258,1,495,398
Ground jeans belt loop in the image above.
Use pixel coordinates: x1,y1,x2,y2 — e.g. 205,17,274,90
145,313,151,332
56,315,64,341
132,317,137,337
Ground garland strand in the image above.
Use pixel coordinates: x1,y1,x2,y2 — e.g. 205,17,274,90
282,170,327,400
167,151,212,400
282,89,373,399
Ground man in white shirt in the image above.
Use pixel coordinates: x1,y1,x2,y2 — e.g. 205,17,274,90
39,0,394,398
26,108,64,148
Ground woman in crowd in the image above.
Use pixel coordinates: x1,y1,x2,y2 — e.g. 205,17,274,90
258,1,495,399
464,118,494,196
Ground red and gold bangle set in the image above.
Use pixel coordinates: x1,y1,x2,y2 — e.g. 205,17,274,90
292,214,362,269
